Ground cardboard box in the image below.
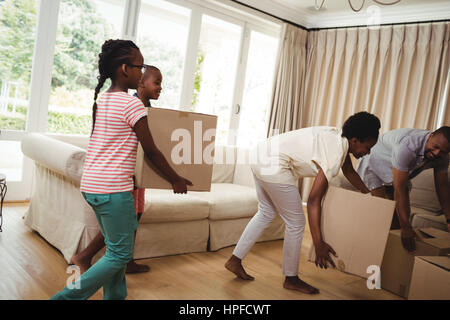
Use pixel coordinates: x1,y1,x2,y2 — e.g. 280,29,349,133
135,107,217,191
408,256,450,300
308,186,395,279
380,227,450,298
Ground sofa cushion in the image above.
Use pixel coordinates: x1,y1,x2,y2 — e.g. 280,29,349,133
209,215,285,251
410,168,448,214
141,189,210,223
134,219,209,259
232,148,256,188
211,146,237,183
190,183,258,220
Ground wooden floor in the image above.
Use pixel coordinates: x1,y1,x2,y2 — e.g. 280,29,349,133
0,203,403,300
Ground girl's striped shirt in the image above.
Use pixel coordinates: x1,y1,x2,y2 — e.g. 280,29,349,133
80,91,147,194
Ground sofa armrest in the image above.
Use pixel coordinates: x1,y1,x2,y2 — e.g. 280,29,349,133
21,133,86,184
47,133,89,150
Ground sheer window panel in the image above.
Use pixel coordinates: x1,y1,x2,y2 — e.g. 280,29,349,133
137,0,190,110
194,15,242,146
236,31,279,148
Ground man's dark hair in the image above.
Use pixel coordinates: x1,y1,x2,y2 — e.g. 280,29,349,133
433,126,450,142
341,111,381,142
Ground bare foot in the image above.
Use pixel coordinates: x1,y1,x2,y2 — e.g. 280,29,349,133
126,260,150,274
283,276,320,294
225,255,254,280
70,254,91,274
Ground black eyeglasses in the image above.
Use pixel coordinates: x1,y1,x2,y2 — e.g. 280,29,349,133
127,64,151,73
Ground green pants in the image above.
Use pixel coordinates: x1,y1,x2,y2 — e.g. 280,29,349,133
51,191,138,300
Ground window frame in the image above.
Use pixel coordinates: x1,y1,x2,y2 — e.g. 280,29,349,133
0,0,281,201
141,0,281,145
29,0,281,143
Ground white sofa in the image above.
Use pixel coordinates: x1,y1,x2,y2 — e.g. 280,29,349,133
21,133,285,263
329,167,449,231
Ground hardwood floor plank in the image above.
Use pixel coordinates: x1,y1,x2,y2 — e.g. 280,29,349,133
0,248,49,299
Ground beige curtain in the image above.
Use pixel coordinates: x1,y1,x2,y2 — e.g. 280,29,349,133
435,24,450,127
303,22,450,131
300,22,450,199
443,80,450,125
440,60,450,127
267,23,308,137
268,22,450,199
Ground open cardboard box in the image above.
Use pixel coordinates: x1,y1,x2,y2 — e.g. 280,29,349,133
408,255,450,300
308,186,395,279
380,227,450,298
135,107,217,191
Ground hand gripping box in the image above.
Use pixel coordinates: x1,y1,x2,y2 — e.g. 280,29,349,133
408,256,450,300
135,107,217,191
380,227,450,298
308,186,396,279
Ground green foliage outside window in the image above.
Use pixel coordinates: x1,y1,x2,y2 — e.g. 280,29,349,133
0,0,113,133
0,0,203,134
51,0,114,91
191,49,205,111
0,0,38,99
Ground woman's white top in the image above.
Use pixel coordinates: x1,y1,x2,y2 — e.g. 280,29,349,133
250,126,349,186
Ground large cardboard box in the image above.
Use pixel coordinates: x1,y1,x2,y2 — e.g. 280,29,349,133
308,186,395,279
135,107,217,191
408,256,450,300
380,227,450,298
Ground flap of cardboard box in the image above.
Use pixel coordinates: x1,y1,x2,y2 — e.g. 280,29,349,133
417,227,450,240
417,256,450,271
309,186,395,279
417,228,450,250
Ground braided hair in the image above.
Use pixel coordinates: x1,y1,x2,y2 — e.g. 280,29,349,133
91,39,140,135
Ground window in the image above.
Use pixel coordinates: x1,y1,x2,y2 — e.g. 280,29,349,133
0,141,23,181
1,0,281,199
137,0,190,109
193,14,242,145
0,0,40,182
47,0,126,135
0,0,40,132
236,30,279,148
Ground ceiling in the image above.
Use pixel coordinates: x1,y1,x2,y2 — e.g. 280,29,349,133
232,0,450,29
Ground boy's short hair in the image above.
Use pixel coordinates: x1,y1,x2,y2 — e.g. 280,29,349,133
142,65,160,81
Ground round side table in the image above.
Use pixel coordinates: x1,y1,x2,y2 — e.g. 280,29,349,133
0,173,6,232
